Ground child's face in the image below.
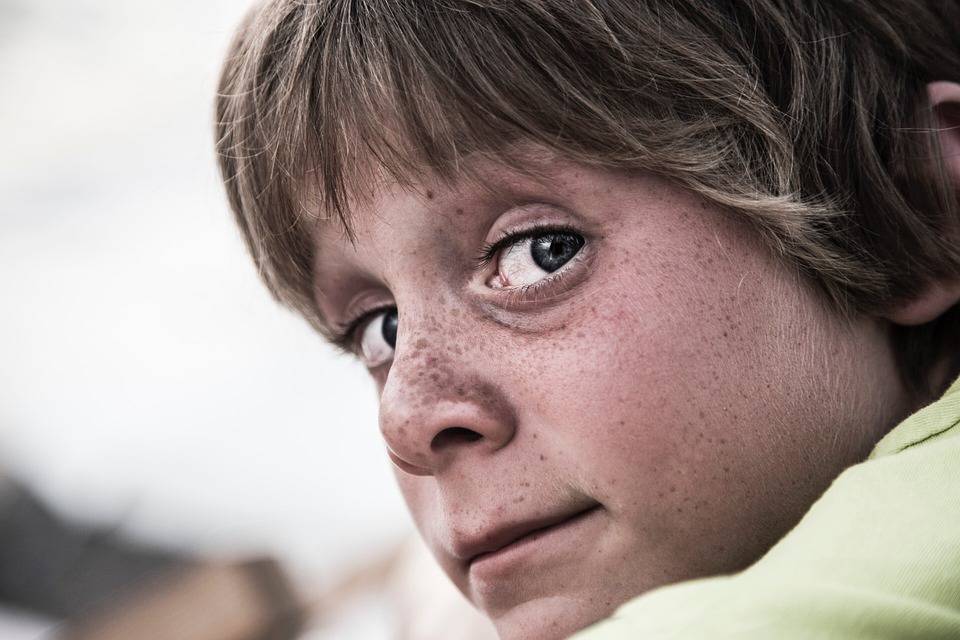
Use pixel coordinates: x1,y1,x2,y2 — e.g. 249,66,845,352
312,153,907,640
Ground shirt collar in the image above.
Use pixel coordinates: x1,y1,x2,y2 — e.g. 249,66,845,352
869,374,960,459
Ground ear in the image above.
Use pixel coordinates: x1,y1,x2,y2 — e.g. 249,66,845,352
885,281,960,326
883,82,960,327
928,81,960,184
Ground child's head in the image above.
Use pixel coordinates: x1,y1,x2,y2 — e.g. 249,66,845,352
216,1,960,638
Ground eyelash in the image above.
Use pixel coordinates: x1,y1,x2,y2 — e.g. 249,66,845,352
477,223,587,302
475,223,583,268
333,223,587,353
332,305,394,355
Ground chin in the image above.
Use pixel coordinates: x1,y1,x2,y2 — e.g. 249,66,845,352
489,594,617,640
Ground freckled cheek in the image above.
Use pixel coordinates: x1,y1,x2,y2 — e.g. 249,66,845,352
518,277,738,502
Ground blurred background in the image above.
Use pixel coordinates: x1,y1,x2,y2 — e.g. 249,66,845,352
0,1,488,637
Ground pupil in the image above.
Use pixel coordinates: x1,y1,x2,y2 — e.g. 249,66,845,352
531,233,584,272
381,308,398,348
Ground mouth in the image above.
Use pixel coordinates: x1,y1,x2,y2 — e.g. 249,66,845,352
462,502,604,571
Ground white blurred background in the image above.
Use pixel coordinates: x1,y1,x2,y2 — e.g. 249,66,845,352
0,0,413,636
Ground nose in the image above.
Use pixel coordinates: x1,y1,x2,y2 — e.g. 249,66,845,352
378,341,517,476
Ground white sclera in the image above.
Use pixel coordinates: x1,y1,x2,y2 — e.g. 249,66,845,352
498,239,550,287
360,312,395,368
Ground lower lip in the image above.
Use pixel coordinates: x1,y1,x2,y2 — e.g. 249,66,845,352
468,505,605,582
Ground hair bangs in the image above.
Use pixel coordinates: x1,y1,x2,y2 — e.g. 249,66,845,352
217,0,960,393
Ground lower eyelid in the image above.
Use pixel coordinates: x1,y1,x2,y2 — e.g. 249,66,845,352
492,242,594,309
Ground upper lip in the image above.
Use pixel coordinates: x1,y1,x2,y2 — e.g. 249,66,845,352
455,502,601,567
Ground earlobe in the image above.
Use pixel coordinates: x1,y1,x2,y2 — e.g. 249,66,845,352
928,81,960,184
885,281,960,326
884,83,960,326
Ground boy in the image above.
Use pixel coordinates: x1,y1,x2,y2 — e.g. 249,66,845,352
214,1,960,638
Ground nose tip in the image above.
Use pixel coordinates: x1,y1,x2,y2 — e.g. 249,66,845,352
379,379,516,476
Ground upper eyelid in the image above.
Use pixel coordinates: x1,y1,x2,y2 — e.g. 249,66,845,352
476,223,585,268
331,305,394,353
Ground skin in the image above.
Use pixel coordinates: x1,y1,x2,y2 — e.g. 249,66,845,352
311,152,915,640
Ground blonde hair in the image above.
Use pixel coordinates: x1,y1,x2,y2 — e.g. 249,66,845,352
215,0,960,396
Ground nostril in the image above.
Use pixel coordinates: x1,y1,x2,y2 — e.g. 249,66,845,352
431,426,483,451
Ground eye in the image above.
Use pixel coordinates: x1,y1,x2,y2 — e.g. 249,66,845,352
489,231,585,289
357,307,398,368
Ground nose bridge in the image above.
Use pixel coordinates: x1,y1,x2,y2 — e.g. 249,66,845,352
378,309,516,475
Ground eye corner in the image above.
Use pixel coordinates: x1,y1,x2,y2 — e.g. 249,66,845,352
482,224,588,292
345,306,397,369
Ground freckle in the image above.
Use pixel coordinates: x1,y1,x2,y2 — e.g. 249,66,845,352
723,466,730,472
426,190,434,199
539,454,546,461
618,420,625,426
455,208,464,215
669,485,676,493
532,433,538,439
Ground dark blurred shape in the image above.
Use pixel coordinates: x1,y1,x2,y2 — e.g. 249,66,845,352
0,480,307,640
0,480,189,619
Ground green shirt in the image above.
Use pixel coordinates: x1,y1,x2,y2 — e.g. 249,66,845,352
573,376,960,639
